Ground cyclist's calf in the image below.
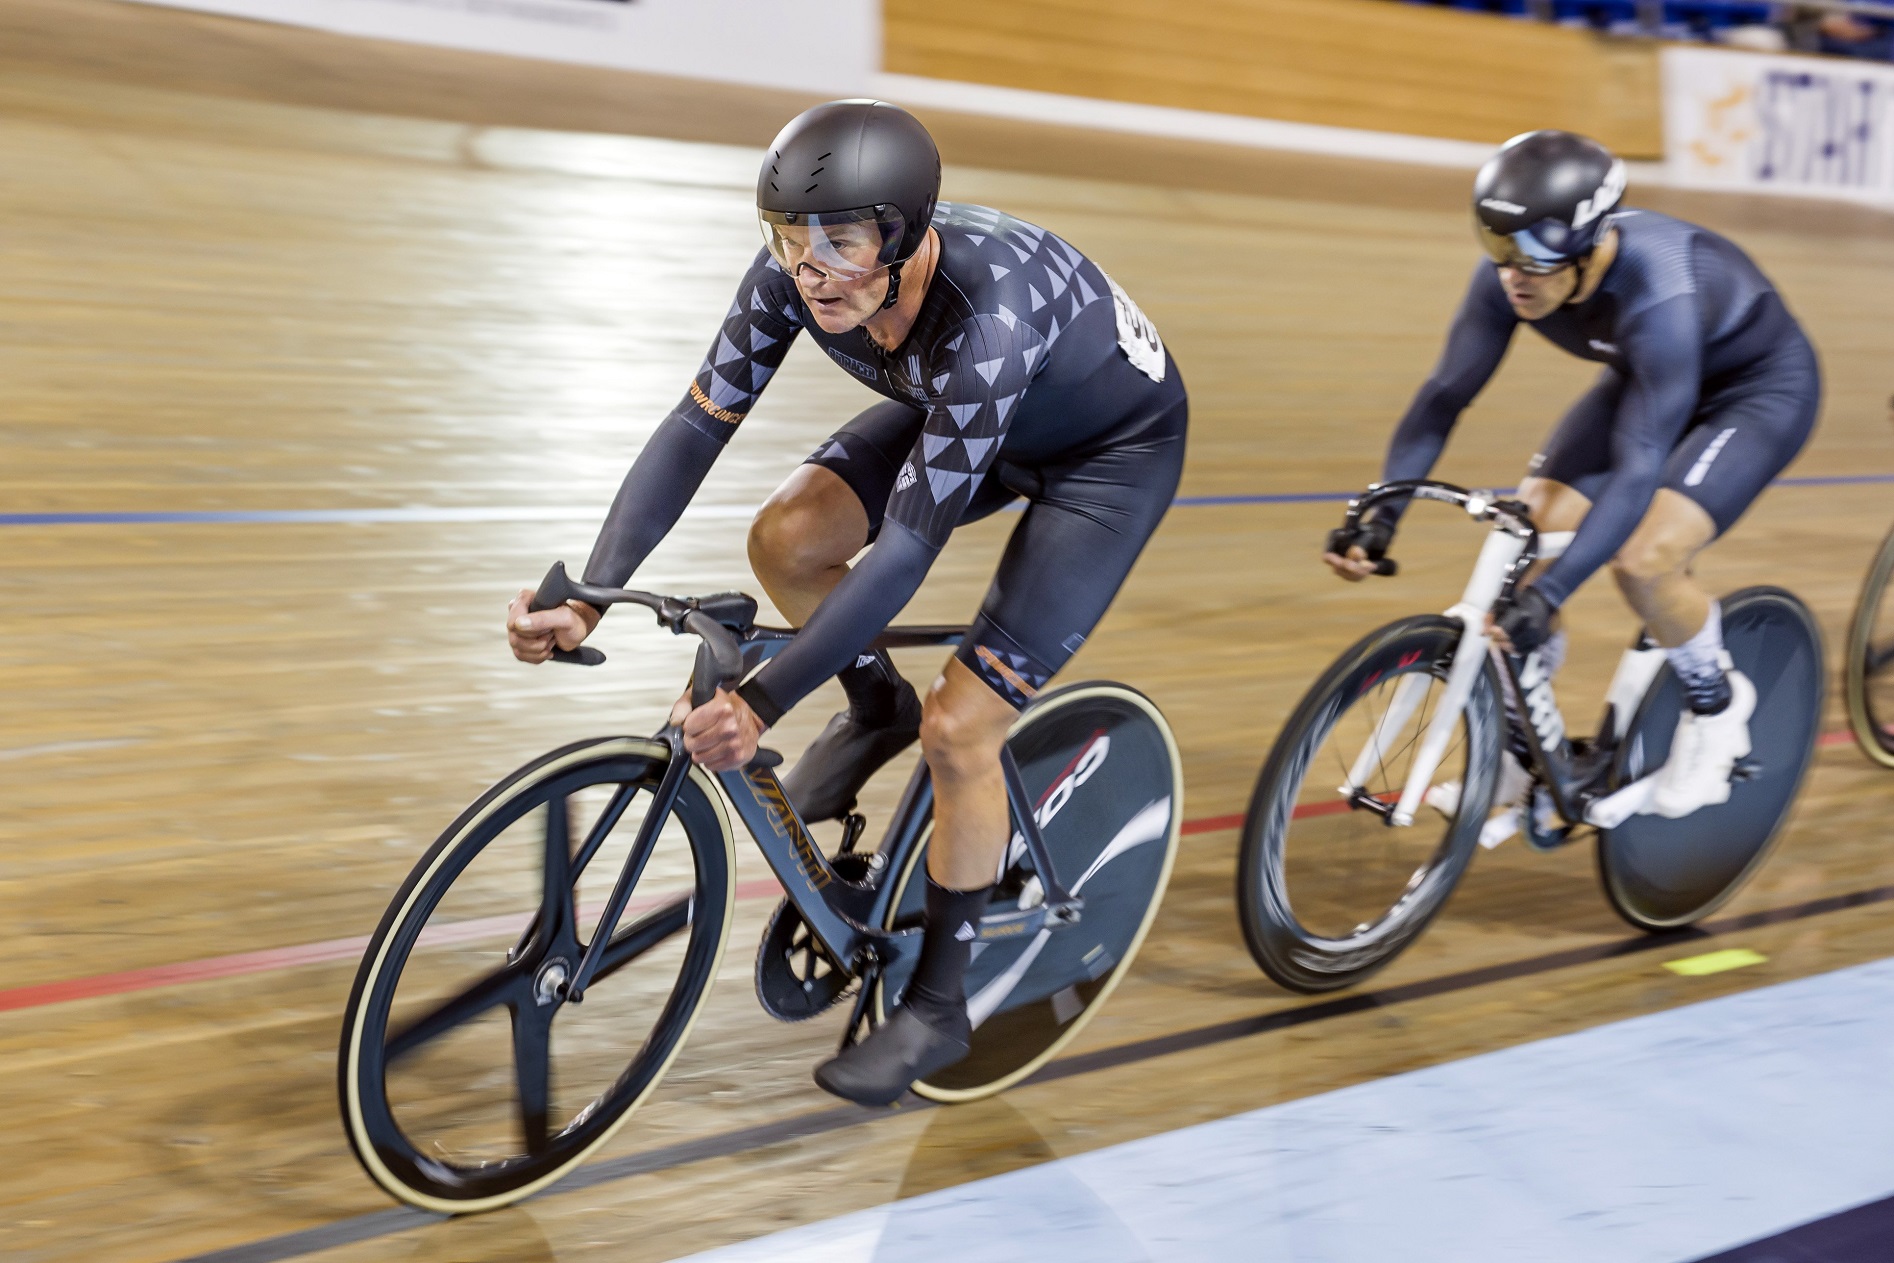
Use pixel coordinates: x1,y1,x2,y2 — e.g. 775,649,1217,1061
1608,490,1717,646
919,661,1017,888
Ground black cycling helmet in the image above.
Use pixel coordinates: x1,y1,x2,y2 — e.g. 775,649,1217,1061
757,99,941,308
1473,130,1626,275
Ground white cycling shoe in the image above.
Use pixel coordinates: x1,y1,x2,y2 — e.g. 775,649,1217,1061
1646,671,1756,819
1426,752,1538,849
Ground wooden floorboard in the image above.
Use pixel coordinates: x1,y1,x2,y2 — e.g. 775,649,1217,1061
2,3,1892,1260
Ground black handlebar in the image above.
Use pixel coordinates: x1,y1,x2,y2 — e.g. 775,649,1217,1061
528,562,749,703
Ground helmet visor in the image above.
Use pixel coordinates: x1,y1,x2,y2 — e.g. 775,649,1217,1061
1475,219,1574,276
760,205,908,281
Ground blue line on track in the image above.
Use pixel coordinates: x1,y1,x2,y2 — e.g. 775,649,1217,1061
1,471,1887,527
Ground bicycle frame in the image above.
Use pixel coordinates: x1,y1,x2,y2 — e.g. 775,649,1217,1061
711,625,1082,981
1334,481,1666,832
525,563,1084,1008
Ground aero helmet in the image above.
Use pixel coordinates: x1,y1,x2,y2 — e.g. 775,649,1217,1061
757,100,942,308
1473,130,1625,275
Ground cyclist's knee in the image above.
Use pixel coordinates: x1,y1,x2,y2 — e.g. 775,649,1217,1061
1517,476,1590,533
1610,534,1690,589
919,675,1011,782
748,478,859,584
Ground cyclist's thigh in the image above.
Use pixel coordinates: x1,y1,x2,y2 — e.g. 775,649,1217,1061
1663,353,1819,536
957,398,1188,706
804,400,925,542
1529,367,1625,503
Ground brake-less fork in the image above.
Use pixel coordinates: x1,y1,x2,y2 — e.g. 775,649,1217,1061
1330,483,1574,827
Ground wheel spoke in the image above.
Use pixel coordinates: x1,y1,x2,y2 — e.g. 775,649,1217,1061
386,964,527,1061
1868,641,1894,674
541,793,576,948
572,782,640,880
510,1003,553,1154
589,894,691,985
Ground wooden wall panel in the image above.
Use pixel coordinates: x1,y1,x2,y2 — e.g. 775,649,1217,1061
883,0,1664,157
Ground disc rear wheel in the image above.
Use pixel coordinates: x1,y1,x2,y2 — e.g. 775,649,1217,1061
875,682,1182,1101
1599,587,1823,929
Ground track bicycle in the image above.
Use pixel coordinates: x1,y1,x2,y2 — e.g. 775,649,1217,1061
1845,517,1894,769
1238,480,1823,993
338,563,1182,1212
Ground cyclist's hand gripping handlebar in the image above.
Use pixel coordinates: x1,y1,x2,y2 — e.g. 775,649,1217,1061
527,562,748,707
1339,480,1543,595
1325,517,1398,577
527,563,607,667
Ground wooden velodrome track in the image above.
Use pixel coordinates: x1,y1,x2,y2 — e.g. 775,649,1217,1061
3,3,1893,1260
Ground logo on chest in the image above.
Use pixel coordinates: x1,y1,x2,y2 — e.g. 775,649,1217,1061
825,346,880,382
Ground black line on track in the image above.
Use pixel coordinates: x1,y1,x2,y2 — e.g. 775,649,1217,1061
169,881,1894,1263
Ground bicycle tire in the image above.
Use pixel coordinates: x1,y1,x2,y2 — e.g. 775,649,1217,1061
1237,615,1503,993
1845,525,1894,769
338,736,735,1213
1598,587,1823,930
873,681,1182,1102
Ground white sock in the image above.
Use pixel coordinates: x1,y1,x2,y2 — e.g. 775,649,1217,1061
1665,602,1733,714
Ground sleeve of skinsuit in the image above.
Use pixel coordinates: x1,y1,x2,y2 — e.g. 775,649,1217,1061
581,249,803,588
1376,264,1518,519
1531,293,1703,608
739,313,1045,722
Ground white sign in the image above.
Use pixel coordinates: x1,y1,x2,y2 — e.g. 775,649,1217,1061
121,0,877,96
1664,45,1894,206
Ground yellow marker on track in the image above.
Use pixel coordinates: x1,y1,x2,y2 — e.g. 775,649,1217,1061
1664,948,1768,977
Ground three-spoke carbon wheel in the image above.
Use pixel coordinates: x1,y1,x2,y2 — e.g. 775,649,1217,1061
1239,616,1503,994
1599,587,1823,929
1846,526,1894,769
339,737,735,1213
875,682,1182,1101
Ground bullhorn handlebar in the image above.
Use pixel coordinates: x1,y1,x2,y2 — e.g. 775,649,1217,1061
528,562,750,707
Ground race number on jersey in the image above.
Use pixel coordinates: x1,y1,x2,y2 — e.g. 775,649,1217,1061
1104,272,1165,383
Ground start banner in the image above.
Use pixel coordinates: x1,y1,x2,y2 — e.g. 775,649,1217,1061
1663,45,1894,205
120,0,876,96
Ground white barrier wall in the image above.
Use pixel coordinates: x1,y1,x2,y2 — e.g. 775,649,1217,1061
119,0,876,95
1664,45,1894,206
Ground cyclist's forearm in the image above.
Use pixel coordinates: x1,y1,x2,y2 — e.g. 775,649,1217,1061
737,522,938,726
581,415,725,589
1382,381,1461,481
1532,456,1664,607
1375,381,1461,524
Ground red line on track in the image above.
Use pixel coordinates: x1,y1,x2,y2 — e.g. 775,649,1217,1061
2,730,1869,1016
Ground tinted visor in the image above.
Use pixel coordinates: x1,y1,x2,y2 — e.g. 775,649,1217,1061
1475,218,1576,276
760,204,908,281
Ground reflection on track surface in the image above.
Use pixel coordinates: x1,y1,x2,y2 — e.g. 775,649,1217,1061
4,3,1894,1261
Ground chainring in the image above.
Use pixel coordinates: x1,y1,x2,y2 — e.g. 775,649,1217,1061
755,852,875,1022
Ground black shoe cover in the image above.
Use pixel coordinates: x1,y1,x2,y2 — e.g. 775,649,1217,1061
779,681,922,823
813,1005,971,1107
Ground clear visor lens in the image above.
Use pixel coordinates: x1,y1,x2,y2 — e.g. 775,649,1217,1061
1476,220,1572,276
760,205,907,281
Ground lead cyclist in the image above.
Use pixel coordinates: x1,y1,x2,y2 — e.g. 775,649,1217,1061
1327,130,1819,820
505,101,1187,1104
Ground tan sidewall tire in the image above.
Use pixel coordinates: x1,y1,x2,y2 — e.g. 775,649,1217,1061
340,736,736,1214
1846,529,1894,769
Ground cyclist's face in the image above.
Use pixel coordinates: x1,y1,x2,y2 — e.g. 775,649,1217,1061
1496,263,1578,320
773,222,890,332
